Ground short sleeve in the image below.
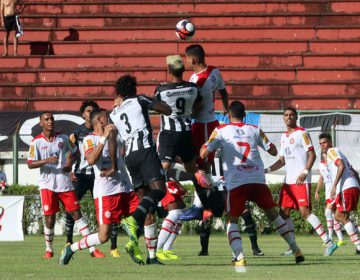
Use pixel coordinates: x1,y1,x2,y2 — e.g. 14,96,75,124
300,131,314,152
27,141,38,163
257,129,272,151
138,95,154,110
205,128,222,152
84,136,96,155
327,148,342,164
215,69,226,90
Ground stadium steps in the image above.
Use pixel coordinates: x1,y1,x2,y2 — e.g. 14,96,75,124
1,0,360,111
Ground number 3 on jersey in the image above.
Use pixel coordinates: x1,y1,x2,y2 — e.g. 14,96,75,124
236,142,250,163
120,113,131,133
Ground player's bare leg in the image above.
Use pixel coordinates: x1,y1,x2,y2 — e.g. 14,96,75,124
3,32,9,56
13,33,17,56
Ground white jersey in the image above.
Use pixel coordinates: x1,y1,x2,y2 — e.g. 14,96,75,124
279,127,314,184
189,66,225,123
318,161,332,200
83,133,133,199
27,132,77,192
110,95,154,156
326,147,359,194
204,122,272,190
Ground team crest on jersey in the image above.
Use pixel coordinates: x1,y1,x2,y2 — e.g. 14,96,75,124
302,133,310,145
58,142,64,149
290,138,294,144
208,130,218,143
86,139,94,150
29,145,35,158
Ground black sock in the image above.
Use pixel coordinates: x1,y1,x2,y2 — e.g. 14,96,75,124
65,212,74,244
110,223,119,250
242,210,259,251
200,223,211,253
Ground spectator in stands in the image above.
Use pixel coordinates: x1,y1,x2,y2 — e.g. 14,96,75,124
0,159,7,192
1,0,24,56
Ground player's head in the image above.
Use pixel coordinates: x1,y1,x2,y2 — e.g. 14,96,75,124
166,55,185,78
283,106,298,128
185,44,205,66
319,133,332,153
80,100,99,121
39,111,55,132
115,74,137,99
90,108,108,129
229,101,246,121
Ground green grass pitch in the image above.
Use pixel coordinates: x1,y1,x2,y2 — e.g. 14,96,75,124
0,234,359,280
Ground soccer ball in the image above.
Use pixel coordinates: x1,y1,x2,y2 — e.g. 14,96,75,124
175,19,195,40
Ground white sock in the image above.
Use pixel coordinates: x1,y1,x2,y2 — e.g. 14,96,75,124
344,222,360,250
351,219,360,234
144,223,158,259
70,233,101,252
285,218,295,239
333,214,344,241
325,208,334,240
157,210,178,250
44,226,54,252
307,213,333,247
272,216,299,252
163,221,182,251
227,223,243,261
75,217,95,253
193,192,203,208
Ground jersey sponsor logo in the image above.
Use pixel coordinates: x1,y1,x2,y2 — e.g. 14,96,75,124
43,205,49,211
302,133,310,145
290,138,294,144
236,164,259,172
29,145,35,158
285,147,291,156
105,211,111,218
330,149,338,159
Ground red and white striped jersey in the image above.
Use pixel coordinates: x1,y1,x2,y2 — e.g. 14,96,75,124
83,133,133,199
318,161,332,200
204,122,272,190
27,132,77,192
326,147,359,194
279,127,314,184
189,66,225,123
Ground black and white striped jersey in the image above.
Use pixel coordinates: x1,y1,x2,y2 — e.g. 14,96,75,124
154,81,200,132
72,124,94,175
110,95,154,155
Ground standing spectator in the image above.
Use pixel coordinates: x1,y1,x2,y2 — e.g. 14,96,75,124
1,0,24,56
0,159,7,192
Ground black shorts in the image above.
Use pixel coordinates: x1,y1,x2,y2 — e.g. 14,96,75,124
158,130,196,164
72,173,95,200
3,15,22,33
125,147,165,189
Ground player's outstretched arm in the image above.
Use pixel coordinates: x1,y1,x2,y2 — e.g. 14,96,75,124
265,156,285,173
218,88,229,114
152,100,172,116
17,0,25,14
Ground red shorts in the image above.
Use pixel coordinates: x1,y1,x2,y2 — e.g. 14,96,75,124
95,192,139,225
161,181,185,210
226,184,276,217
40,189,80,216
335,187,359,212
192,120,219,166
279,183,311,210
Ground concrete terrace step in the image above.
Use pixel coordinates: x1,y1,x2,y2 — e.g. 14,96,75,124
1,54,360,69
18,26,360,41
1,67,359,83
24,1,360,15
10,40,360,56
18,13,360,28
